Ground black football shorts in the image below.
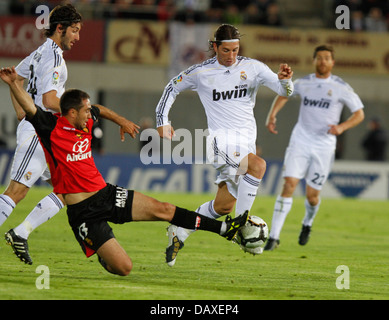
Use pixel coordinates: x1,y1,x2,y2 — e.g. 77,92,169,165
67,184,134,257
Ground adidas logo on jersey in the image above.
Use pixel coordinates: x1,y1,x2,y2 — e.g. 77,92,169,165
303,96,331,109
212,86,247,101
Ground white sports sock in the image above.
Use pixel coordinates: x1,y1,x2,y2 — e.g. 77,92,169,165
235,174,261,216
14,193,64,239
269,195,293,240
302,198,321,227
176,200,221,242
0,195,16,226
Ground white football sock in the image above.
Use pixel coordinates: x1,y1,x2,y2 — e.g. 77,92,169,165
0,195,16,226
302,198,321,227
269,195,293,240
235,174,261,216
176,200,221,242
14,193,64,239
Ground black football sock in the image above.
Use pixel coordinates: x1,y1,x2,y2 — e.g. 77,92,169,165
170,207,224,235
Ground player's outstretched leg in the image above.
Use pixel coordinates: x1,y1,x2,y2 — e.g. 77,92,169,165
165,200,221,266
165,211,248,267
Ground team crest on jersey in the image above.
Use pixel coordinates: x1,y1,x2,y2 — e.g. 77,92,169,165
240,71,247,80
173,75,183,85
327,89,332,96
52,71,59,85
24,171,32,181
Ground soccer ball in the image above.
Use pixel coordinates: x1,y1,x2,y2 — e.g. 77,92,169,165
235,215,269,255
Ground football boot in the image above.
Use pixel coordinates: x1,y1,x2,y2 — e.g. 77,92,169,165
298,225,311,245
165,225,185,267
5,229,33,265
264,237,280,251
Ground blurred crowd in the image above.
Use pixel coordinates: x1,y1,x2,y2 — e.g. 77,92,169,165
1,0,388,32
3,0,283,26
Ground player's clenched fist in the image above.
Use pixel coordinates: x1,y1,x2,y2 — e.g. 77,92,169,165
277,63,293,80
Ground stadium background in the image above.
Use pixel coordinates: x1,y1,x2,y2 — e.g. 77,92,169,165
0,0,388,199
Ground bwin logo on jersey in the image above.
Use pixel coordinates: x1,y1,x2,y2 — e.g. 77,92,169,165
303,96,331,109
213,86,247,101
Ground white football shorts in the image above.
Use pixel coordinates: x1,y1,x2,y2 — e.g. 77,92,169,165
282,141,335,190
206,130,256,198
10,119,51,188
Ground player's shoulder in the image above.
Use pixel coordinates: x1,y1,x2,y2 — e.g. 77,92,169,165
38,39,64,68
184,56,218,75
330,74,348,85
293,73,314,86
237,56,253,63
330,74,354,91
297,73,315,81
238,56,266,69
237,56,275,77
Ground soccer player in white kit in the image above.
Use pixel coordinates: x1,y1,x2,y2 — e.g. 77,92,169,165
156,24,294,266
1,4,82,264
264,45,365,250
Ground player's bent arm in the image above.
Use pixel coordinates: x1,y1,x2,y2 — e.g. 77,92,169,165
339,109,365,132
0,67,37,118
10,76,27,120
328,109,365,136
265,95,289,134
93,104,140,140
42,90,61,113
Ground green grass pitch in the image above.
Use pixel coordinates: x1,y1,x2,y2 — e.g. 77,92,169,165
0,185,388,300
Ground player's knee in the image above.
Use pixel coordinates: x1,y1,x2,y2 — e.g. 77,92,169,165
112,260,133,276
282,178,298,196
118,261,133,276
214,203,234,215
98,255,133,276
4,182,29,205
306,194,320,206
247,156,266,178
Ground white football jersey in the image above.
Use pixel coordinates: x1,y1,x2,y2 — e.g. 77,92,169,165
10,38,67,186
290,73,364,148
16,38,67,113
156,56,293,146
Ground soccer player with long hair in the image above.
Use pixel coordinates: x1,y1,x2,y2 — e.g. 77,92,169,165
2,4,82,265
156,24,294,265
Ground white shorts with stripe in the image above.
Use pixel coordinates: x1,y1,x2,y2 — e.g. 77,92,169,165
206,130,256,198
10,119,51,188
282,141,335,190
